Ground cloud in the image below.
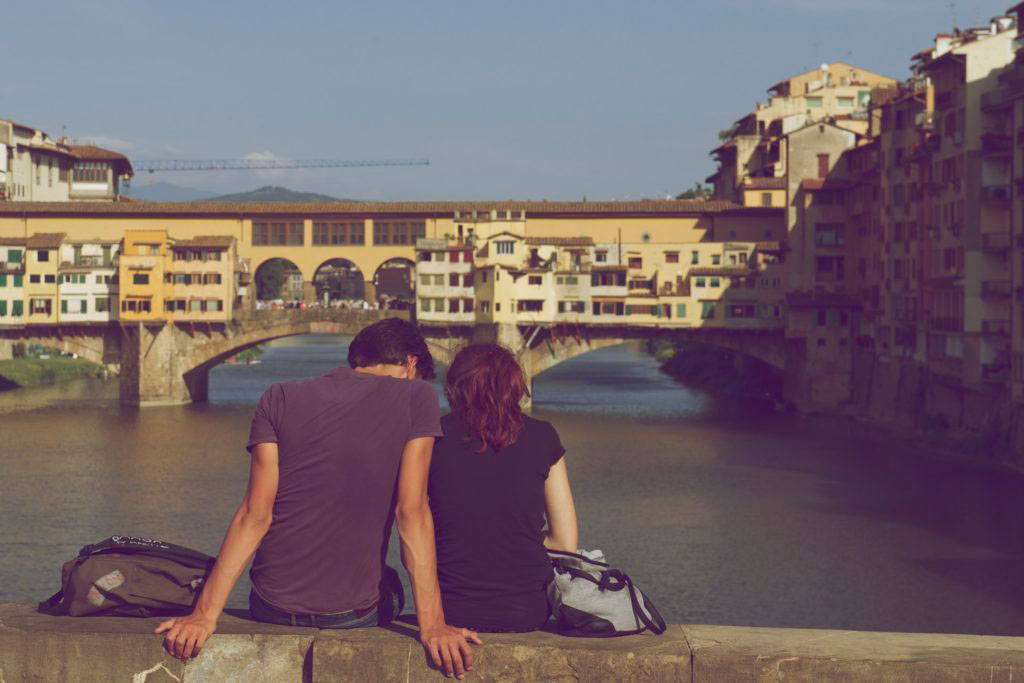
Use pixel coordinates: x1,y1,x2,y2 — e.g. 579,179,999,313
75,135,136,152
242,150,288,179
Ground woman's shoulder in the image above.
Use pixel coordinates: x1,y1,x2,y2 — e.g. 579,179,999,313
521,415,561,441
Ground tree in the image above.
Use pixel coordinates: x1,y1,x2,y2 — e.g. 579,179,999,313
677,183,712,200
255,259,289,300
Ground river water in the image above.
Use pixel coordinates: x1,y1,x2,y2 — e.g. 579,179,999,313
2,335,1023,635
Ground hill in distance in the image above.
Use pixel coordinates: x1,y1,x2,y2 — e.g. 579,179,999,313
199,186,352,202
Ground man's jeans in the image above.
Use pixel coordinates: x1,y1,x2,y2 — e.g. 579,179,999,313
249,566,404,629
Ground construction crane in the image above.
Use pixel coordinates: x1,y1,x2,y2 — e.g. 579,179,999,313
130,158,430,173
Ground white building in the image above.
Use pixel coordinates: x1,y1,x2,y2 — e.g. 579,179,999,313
58,240,120,322
0,120,133,202
416,238,475,324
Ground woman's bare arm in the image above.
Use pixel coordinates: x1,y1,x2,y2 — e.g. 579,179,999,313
543,456,578,552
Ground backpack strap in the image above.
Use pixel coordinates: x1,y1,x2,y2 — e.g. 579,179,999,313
79,536,215,570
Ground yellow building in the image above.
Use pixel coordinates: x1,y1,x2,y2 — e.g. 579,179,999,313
119,230,172,321
24,233,65,324
164,236,239,322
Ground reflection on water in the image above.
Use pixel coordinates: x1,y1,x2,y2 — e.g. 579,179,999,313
1,335,1023,635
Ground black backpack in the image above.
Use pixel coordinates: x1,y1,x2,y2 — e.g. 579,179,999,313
39,536,215,617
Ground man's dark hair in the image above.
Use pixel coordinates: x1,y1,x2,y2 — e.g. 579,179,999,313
347,318,436,379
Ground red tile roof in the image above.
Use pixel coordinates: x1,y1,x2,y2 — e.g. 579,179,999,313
26,233,66,248
67,145,134,175
172,235,236,249
0,199,778,218
0,237,27,246
801,178,855,191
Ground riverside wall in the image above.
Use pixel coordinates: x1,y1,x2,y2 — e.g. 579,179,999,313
2,604,1024,682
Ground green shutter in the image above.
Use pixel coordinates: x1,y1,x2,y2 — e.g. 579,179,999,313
677,303,686,317
625,305,633,315
12,300,23,316
13,275,22,287
0,274,5,286
0,300,6,316
61,299,68,314
8,249,21,263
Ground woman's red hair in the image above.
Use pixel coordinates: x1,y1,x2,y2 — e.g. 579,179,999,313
445,343,527,452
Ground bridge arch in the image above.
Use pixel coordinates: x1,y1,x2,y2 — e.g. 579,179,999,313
373,257,416,304
313,258,366,302
253,258,306,302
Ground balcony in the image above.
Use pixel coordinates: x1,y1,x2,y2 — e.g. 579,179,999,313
981,280,1012,299
981,184,1012,203
982,231,1012,251
915,111,934,130
981,132,1012,155
982,319,1011,336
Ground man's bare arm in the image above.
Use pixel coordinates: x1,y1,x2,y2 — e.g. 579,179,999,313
395,436,482,679
155,442,279,659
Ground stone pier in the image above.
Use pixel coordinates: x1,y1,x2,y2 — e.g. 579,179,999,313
2,604,1024,681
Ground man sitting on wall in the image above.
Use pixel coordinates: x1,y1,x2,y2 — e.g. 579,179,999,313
155,318,481,679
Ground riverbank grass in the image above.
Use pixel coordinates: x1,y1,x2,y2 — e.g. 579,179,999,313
0,357,106,390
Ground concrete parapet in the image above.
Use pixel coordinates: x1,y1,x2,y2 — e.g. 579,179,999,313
3,604,1024,682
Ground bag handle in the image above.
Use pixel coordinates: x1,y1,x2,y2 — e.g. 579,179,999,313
625,577,667,635
548,549,610,569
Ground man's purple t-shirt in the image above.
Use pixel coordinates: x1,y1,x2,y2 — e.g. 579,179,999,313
246,367,441,615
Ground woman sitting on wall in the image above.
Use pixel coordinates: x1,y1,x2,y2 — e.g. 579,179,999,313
428,343,578,632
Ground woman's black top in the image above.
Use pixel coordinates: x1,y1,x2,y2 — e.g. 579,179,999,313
428,411,566,632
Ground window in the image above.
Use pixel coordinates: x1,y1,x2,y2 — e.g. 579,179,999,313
30,298,52,315
36,250,50,262
701,302,716,319
815,223,845,247
373,221,425,246
628,257,642,269
448,273,460,287
481,271,488,283
761,192,772,207
837,96,854,108
313,222,363,245
528,275,543,285
727,304,755,318
96,297,110,313
665,252,679,264
695,277,706,288
517,300,544,312
495,303,501,312
817,154,829,179
8,249,22,263
12,300,22,316
462,299,474,313
676,303,686,317
44,275,55,284
710,277,721,287
495,241,515,255
806,96,823,109
203,273,222,285
0,275,5,286
595,251,607,263
30,275,41,284
480,301,491,313
133,273,150,285
691,251,699,265
711,254,721,265
448,299,460,313
253,222,304,246
558,301,585,313
73,162,109,183
0,301,6,316
449,251,460,263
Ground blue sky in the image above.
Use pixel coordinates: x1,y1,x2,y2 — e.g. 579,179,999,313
3,0,1010,199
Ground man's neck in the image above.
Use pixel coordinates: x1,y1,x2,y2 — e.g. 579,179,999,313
353,364,405,379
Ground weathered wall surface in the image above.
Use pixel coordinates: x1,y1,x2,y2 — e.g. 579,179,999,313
3,604,1024,682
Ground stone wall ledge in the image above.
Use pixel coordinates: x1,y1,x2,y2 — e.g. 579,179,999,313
2,603,1024,682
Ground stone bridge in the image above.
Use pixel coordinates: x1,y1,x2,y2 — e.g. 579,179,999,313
0,311,803,407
